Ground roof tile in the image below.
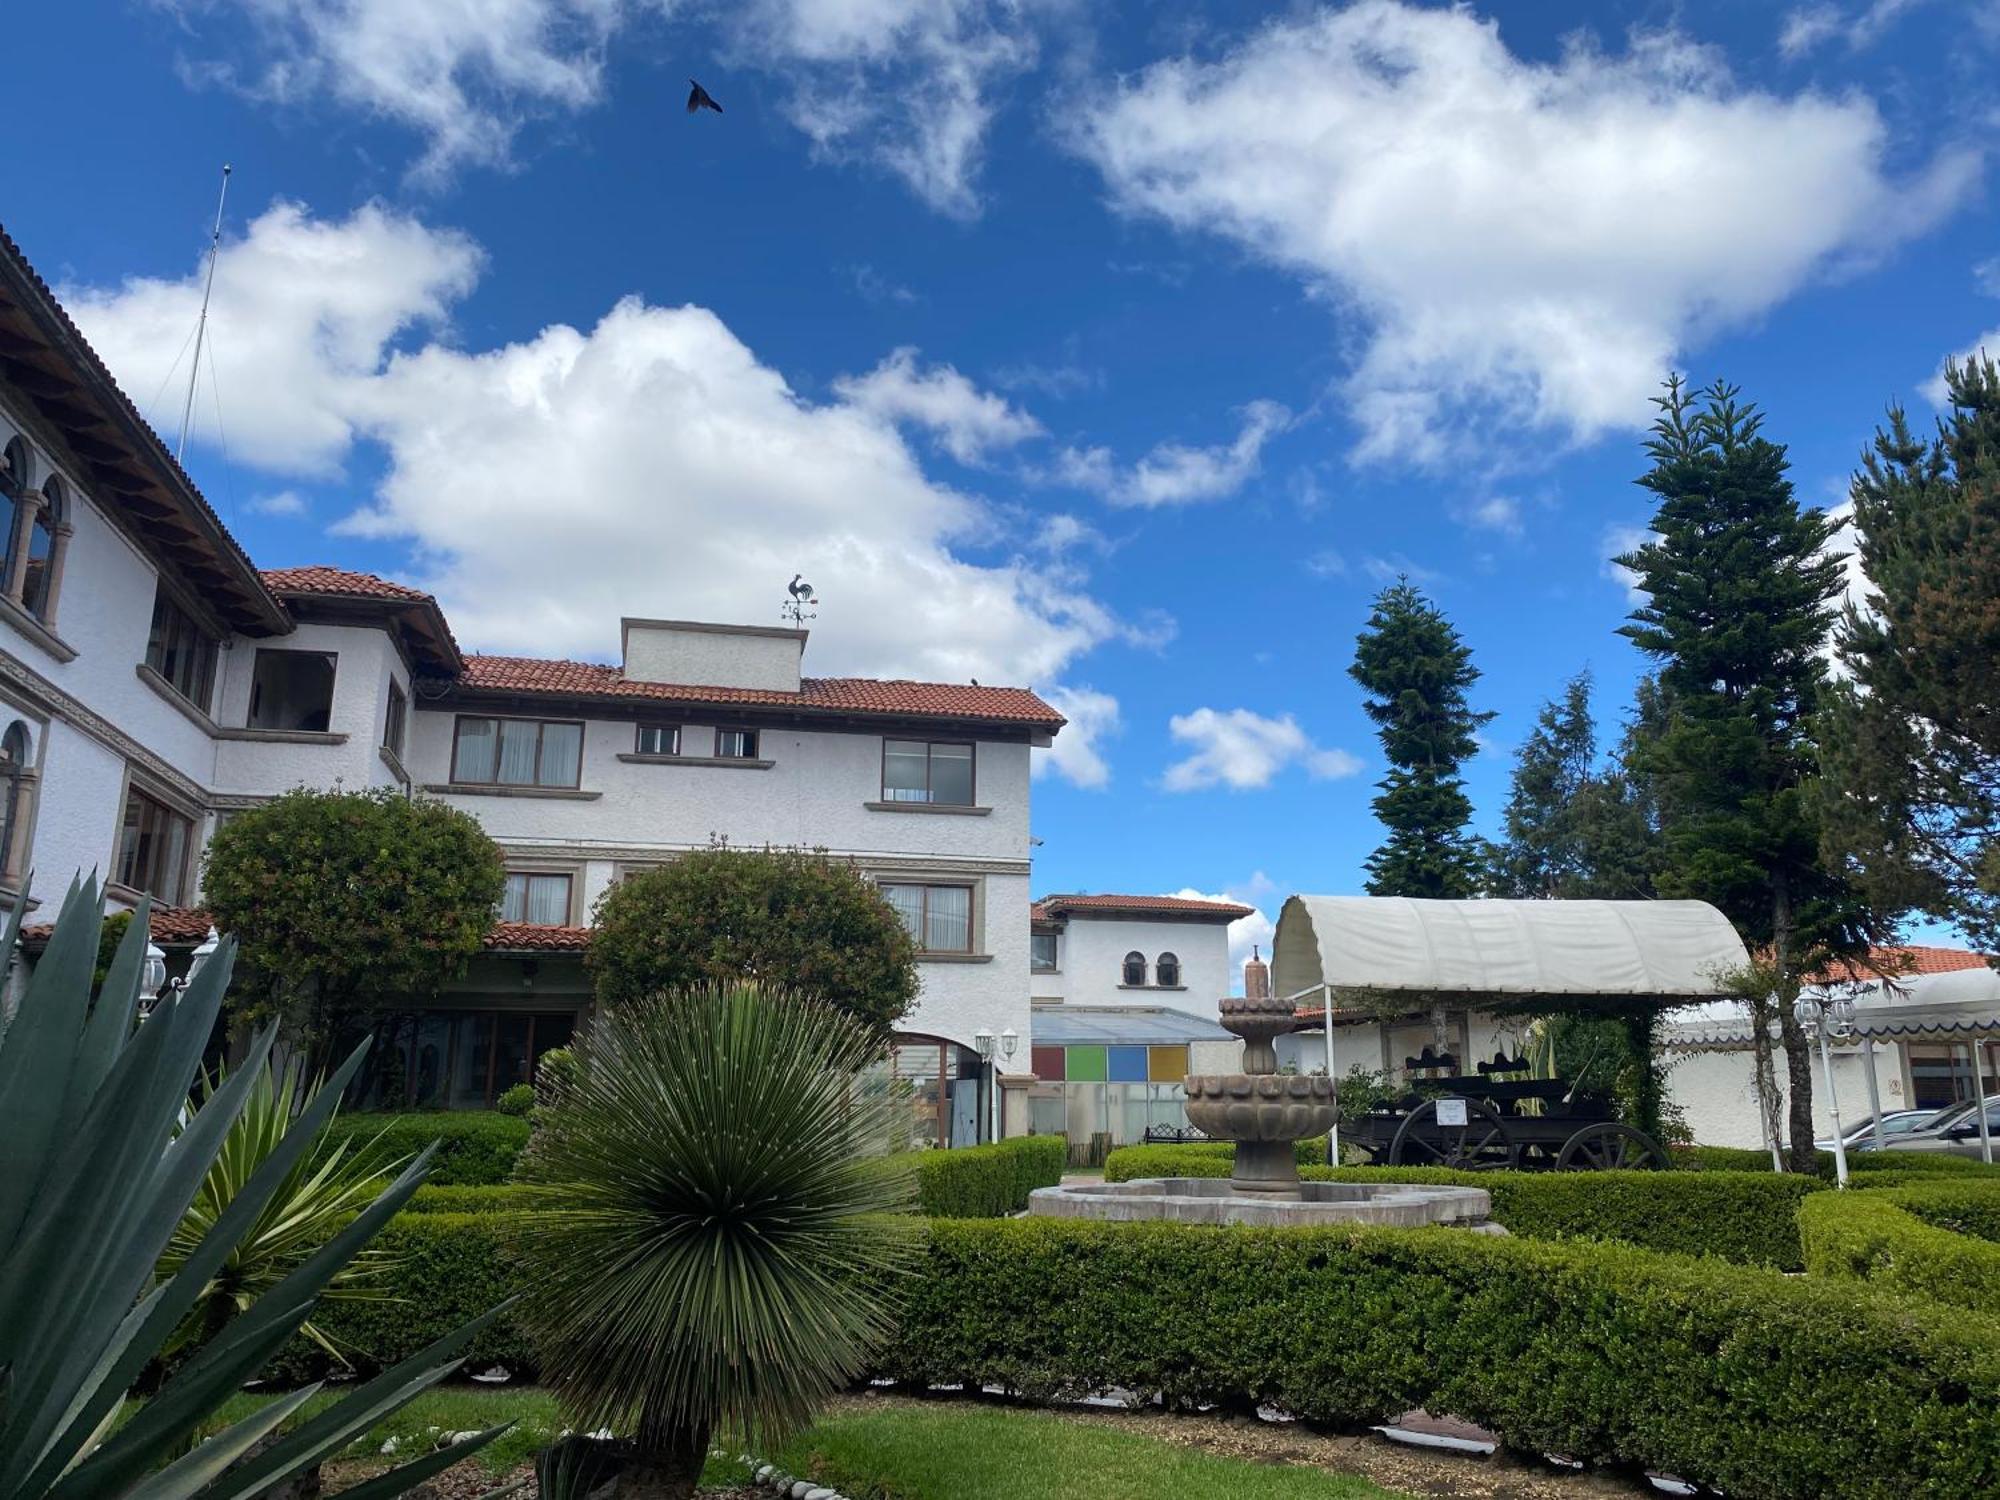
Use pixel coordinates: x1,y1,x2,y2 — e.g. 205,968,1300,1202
262,566,434,603
1033,893,1256,921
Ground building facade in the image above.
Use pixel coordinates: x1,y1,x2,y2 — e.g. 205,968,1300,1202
0,224,1062,1147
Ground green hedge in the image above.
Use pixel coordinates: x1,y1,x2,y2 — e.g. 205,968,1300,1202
1896,1181,2000,1242
1799,1184,2000,1315
876,1217,2000,1499
1674,1142,2000,1179
404,1184,559,1215
267,1210,536,1383
320,1111,531,1186
913,1136,1066,1218
1103,1145,1821,1268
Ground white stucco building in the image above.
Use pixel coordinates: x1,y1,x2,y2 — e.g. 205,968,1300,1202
0,222,1063,1147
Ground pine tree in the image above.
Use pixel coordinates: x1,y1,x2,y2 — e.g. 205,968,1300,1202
1350,580,1493,1052
1822,356,2000,957
1350,580,1494,899
1617,376,1881,1171
1490,671,1596,899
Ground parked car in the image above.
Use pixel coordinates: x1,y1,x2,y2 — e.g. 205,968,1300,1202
1854,1096,2000,1158
1819,1108,1941,1151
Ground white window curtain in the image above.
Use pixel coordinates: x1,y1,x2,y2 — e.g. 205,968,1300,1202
496,720,540,784
881,883,925,942
926,885,971,953
539,722,582,784
455,719,496,781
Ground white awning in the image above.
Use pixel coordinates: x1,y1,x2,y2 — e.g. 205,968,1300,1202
1271,895,1750,1001
1665,961,2000,1048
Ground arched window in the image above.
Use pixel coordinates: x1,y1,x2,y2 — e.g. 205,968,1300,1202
1122,950,1147,987
1,438,29,587
0,721,31,882
22,475,60,620
1156,952,1181,988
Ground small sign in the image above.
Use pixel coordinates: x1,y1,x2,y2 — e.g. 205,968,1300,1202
1435,1098,1468,1127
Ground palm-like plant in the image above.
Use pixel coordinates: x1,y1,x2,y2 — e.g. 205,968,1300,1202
0,879,510,1500
158,1060,401,1363
513,984,919,1500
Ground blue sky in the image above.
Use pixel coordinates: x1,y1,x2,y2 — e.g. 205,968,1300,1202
5,0,1995,955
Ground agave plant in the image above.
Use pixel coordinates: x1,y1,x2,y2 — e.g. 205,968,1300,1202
0,878,510,1500
157,1059,402,1364
513,983,919,1500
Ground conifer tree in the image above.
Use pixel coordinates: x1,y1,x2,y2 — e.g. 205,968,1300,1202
1822,356,2000,958
1617,376,1880,1171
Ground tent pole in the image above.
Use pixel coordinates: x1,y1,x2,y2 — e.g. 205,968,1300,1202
1969,1040,1993,1167
1324,984,1338,1166
1861,1035,1885,1150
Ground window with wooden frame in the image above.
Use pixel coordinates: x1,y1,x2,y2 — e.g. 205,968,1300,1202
1031,931,1059,972
0,721,32,884
501,870,573,925
144,588,219,712
1155,951,1182,987
117,784,193,906
635,723,680,756
451,715,584,788
1122,951,1147,986
383,681,408,756
881,739,974,805
715,727,759,760
880,882,974,954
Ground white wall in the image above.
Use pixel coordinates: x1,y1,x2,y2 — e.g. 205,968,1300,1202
1041,915,1234,1013
212,621,409,796
622,620,802,691
1664,1040,1913,1149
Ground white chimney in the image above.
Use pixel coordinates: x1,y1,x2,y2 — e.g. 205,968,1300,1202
620,619,805,692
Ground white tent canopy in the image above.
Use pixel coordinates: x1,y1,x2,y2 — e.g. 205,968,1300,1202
1272,896,1751,1002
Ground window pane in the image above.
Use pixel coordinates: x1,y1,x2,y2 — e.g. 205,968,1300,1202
637,724,678,756
447,1014,495,1108
158,813,189,905
454,718,496,782
717,729,757,759
248,651,336,731
883,740,929,801
410,1014,452,1107
501,872,527,922
383,684,407,754
930,743,973,806
925,885,971,953
493,1015,534,1096
538,722,582,786
880,883,925,942
496,720,540,784
1031,932,1058,971
525,873,571,924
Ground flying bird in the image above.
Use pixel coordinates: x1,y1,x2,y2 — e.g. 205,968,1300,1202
687,79,722,115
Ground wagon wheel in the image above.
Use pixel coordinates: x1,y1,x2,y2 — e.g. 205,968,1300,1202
1387,1098,1517,1171
1554,1122,1671,1171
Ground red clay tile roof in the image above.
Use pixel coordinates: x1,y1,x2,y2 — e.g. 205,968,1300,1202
460,654,1066,728
1811,945,1994,982
262,566,434,602
484,921,591,952
20,905,215,947
1032,894,1256,922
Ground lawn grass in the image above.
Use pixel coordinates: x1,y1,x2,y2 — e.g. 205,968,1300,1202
767,1402,1405,1499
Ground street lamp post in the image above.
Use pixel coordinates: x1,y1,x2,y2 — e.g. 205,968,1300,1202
1794,988,1858,1189
139,925,222,1020
973,1028,996,1144
997,1027,1018,1140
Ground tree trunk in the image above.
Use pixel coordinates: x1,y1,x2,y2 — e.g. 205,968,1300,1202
620,1424,711,1500
1772,877,1818,1175
1745,993,1786,1168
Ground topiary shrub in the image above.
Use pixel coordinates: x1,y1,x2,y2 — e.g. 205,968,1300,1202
1103,1145,1824,1267
495,1082,536,1117
319,1111,531,1186
876,1217,2000,1499
913,1137,1066,1218
1800,1184,2000,1314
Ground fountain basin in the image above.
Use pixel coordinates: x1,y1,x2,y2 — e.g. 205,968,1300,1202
1028,1176,1493,1229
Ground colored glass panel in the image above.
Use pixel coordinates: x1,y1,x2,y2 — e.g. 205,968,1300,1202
1030,1045,1066,1081
1148,1045,1190,1083
1066,1045,1108,1082
1107,1046,1148,1083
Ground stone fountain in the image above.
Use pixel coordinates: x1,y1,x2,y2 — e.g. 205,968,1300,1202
1027,950,1493,1229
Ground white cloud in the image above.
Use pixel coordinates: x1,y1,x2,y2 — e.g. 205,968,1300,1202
63,201,480,474
1454,495,1523,537
1303,549,1346,578
1168,885,1274,994
1034,684,1120,789
1078,1,1975,463
1056,399,1289,507
1362,554,1442,586
1162,707,1361,792
832,346,1042,464
1601,522,1655,602
1779,0,1926,59
70,200,1127,787
174,0,631,184
728,0,1051,217
249,489,309,516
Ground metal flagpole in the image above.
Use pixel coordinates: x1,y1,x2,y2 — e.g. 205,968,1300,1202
177,164,232,464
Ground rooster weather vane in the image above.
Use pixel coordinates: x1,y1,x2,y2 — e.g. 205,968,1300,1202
782,572,818,629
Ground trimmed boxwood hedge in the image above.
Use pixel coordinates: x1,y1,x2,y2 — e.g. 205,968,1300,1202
913,1136,1066,1218
1103,1144,1822,1268
319,1111,531,1186
1799,1183,2000,1315
1674,1141,2000,1179
876,1216,2000,1499
403,1183,559,1215
1897,1180,2000,1242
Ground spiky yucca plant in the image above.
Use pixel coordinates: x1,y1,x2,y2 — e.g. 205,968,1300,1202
158,1060,401,1362
513,984,919,1500
0,879,510,1500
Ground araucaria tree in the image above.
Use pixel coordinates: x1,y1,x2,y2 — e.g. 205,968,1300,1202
1821,355,2000,959
201,787,505,1064
1617,376,1881,1171
1350,579,1493,1047
589,844,917,1042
